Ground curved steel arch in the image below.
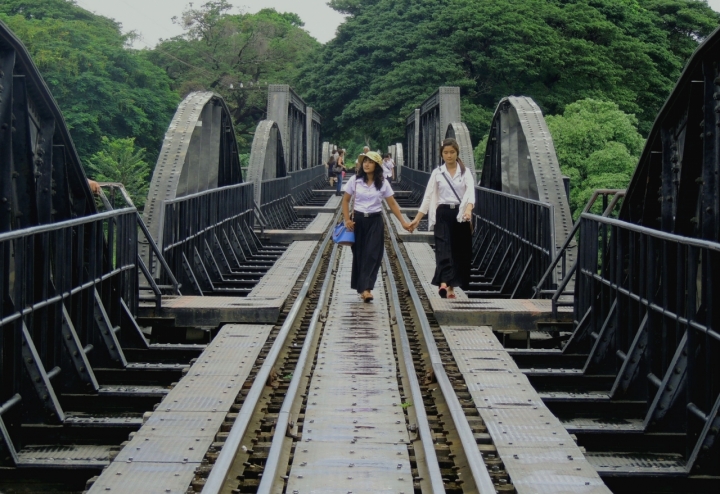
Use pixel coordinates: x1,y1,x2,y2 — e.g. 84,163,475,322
480,96,574,257
620,26,720,242
247,120,287,204
0,20,95,233
445,122,476,172
143,91,242,246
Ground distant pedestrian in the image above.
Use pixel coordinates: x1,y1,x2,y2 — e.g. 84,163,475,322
382,153,395,184
327,152,337,187
342,151,411,302
408,138,475,298
335,149,346,196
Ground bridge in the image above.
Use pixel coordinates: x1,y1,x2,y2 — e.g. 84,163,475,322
0,18,718,494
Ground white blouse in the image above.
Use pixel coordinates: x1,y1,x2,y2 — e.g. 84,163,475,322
343,177,394,213
436,165,468,204
418,164,476,230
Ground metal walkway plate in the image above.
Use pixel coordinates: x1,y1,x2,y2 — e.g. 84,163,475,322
262,214,335,242
246,241,317,301
88,461,197,494
405,243,571,326
89,324,274,493
286,249,413,493
305,213,335,234
441,325,610,494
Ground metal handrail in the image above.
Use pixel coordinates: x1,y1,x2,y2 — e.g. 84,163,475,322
96,183,181,304
533,190,625,308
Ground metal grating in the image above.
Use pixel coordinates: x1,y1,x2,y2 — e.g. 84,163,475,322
90,324,275,492
440,325,610,493
246,240,317,300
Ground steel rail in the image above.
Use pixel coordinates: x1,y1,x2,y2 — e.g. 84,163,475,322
382,251,446,493
255,242,339,493
203,211,339,493
382,209,498,493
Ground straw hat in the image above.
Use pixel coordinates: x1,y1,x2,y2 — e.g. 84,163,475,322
358,151,382,166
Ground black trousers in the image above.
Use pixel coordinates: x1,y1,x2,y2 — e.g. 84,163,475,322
432,205,472,290
351,213,384,293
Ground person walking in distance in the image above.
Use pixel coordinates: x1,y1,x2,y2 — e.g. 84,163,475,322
342,151,411,302
382,153,395,184
407,138,475,298
327,151,337,188
334,149,346,196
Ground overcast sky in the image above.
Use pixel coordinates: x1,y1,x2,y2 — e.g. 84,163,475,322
74,0,720,49
73,0,346,47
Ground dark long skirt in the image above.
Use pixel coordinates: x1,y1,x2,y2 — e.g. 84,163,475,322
432,205,472,290
351,213,384,293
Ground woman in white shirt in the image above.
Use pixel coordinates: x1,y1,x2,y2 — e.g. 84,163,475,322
342,151,411,302
408,138,475,298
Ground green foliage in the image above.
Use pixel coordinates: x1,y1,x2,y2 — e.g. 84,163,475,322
299,0,719,147
546,98,644,216
148,1,320,152
86,137,151,208
0,1,179,167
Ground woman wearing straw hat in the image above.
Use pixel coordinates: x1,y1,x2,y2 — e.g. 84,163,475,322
342,151,411,302
408,138,475,299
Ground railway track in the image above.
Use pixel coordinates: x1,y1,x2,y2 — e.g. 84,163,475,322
166,211,524,494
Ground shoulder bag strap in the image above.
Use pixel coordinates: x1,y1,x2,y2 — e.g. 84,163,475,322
441,172,463,203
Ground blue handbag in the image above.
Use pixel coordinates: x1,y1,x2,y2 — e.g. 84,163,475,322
332,222,355,246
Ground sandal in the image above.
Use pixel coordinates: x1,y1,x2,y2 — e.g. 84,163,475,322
447,292,457,299
361,291,374,303
438,285,448,298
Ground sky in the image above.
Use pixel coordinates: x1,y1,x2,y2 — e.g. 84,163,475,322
73,0,720,49
72,0,346,48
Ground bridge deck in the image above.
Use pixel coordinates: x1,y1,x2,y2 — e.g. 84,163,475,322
139,240,317,326
442,325,609,493
260,212,335,242
404,243,572,327
88,324,274,493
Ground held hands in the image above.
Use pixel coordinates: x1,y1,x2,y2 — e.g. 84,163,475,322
401,221,412,232
344,218,355,232
405,219,419,233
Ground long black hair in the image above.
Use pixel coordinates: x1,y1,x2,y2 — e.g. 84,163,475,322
441,137,466,175
355,159,385,190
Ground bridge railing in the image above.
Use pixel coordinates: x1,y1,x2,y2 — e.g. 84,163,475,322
260,176,297,229
470,187,556,298
398,167,430,204
161,183,258,295
289,166,326,205
0,208,150,422
565,213,719,471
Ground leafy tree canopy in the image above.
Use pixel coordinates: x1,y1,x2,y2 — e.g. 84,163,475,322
546,98,644,215
86,136,151,208
147,1,320,151
0,0,179,167
298,0,719,147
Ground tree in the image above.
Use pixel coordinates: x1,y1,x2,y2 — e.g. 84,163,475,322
86,137,151,208
0,1,180,166
148,1,320,151
545,98,645,215
298,0,719,147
